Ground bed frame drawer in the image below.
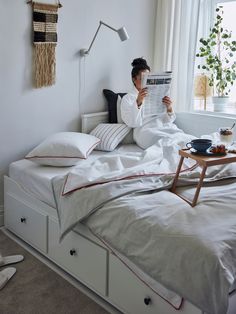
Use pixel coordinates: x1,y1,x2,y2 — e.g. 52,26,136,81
109,254,201,314
48,218,107,296
4,194,48,253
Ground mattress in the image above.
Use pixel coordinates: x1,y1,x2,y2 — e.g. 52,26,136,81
9,144,144,208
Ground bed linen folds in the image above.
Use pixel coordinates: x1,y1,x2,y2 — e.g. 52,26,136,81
52,142,236,314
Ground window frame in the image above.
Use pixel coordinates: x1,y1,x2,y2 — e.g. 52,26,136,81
192,0,236,117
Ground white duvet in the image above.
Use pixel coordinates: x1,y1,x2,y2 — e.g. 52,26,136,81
52,134,236,314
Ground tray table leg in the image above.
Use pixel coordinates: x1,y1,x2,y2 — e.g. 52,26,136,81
171,156,184,192
191,165,207,207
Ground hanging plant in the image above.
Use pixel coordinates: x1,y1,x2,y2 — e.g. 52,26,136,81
196,6,236,97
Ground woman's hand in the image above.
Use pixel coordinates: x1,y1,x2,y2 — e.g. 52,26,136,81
136,88,148,108
162,96,173,113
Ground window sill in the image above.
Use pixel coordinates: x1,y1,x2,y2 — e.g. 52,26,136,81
193,110,236,118
176,111,236,138
193,100,236,117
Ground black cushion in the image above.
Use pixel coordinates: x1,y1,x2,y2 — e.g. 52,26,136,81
103,89,126,123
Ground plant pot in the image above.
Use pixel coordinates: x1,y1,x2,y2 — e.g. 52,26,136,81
212,96,229,112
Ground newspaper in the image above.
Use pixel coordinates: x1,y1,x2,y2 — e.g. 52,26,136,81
141,72,172,116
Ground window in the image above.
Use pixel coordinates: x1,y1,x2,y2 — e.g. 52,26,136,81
194,0,236,114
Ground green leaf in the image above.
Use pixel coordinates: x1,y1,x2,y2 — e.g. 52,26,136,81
195,6,236,96
222,33,229,38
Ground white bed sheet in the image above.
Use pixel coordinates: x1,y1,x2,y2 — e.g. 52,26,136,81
9,144,144,208
8,143,236,313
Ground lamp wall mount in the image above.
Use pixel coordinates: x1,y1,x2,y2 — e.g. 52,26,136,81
80,20,129,57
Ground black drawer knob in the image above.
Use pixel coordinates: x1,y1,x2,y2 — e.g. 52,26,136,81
20,217,26,223
144,297,151,306
69,249,76,256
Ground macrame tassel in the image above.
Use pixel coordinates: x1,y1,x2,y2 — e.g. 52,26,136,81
34,43,56,88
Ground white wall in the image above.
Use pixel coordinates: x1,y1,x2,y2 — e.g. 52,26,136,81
0,0,157,223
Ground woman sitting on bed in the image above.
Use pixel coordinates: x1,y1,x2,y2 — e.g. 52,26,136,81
121,57,185,149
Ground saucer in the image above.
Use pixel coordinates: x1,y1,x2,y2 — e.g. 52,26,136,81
190,148,227,156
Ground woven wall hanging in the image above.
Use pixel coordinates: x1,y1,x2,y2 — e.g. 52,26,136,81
29,0,62,88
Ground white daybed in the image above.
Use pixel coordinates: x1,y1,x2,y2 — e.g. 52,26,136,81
4,111,236,314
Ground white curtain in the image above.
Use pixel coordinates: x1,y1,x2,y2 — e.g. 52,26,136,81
153,0,204,112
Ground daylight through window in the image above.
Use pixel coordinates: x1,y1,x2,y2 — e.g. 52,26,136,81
194,0,236,114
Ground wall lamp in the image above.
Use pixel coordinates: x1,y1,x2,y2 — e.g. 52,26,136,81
80,20,129,57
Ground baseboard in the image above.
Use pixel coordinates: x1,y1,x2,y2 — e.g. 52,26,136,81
0,205,4,226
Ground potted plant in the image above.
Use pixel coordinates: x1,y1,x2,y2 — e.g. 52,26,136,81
196,6,236,112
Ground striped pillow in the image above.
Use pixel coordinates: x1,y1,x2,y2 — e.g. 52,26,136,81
90,123,131,152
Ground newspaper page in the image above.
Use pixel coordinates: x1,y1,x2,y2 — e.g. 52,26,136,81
141,72,172,116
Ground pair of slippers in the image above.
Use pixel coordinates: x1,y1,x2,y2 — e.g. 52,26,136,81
0,254,24,290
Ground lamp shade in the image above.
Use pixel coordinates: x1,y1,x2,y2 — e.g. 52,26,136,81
194,74,212,98
194,74,213,110
117,27,129,41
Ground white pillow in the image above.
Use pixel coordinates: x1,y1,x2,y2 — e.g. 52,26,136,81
25,132,100,166
116,95,123,123
90,123,131,152
117,95,134,144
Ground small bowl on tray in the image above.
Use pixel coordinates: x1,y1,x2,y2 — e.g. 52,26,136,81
190,144,227,156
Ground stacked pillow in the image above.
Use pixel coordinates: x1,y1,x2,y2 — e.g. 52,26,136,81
26,89,134,166
90,123,131,152
25,132,100,166
101,89,134,146
103,89,126,123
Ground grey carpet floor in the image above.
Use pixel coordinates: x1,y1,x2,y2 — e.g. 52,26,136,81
0,230,110,314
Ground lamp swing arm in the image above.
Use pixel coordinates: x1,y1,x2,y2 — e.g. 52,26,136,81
100,21,117,32
80,20,129,56
84,21,118,55
85,21,104,55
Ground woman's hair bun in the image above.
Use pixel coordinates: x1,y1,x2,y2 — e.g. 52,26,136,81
131,57,150,78
131,57,148,68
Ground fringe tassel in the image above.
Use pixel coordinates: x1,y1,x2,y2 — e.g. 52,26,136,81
33,43,56,88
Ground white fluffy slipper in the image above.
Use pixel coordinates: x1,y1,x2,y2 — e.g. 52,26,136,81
0,254,24,267
0,267,16,290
